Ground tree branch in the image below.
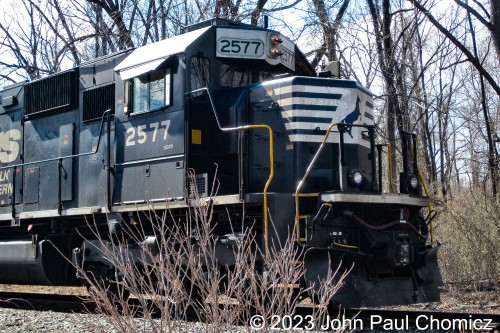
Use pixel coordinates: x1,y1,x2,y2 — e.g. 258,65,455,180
0,74,17,84
264,0,302,13
409,0,500,96
473,0,490,19
454,0,492,31
87,0,134,49
251,0,268,26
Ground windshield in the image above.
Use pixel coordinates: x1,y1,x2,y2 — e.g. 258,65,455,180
219,61,292,89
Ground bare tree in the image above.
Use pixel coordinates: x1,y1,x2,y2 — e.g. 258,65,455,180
214,0,242,21
409,0,500,95
454,0,500,62
337,15,379,88
0,1,62,80
466,0,498,196
365,0,407,182
86,0,135,49
309,0,351,69
410,0,499,196
0,0,497,201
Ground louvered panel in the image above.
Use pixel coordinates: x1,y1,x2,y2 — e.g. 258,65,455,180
83,83,115,122
24,70,78,117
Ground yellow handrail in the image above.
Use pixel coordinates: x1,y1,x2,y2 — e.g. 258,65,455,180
294,123,338,244
333,242,358,249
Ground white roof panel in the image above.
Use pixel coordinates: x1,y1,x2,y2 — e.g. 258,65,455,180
115,27,210,79
119,58,165,80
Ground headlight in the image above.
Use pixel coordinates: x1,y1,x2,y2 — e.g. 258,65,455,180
407,174,419,191
348,169,363,186
269,33,283,57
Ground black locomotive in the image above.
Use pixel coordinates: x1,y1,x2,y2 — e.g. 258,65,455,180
0,19,441,307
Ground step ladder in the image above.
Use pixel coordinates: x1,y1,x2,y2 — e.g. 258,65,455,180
293,192,319,244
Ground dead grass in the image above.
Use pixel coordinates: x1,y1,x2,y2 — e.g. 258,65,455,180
438,286,500,313
71,171,347,332
434,186,500,287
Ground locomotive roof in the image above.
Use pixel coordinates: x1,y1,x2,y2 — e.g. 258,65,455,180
114,26,210,80
181,18,255,33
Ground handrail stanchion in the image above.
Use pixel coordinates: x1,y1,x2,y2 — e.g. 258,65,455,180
376,144,383,193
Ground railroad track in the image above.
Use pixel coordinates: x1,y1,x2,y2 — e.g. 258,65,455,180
0,291,498,331
0,291,94,313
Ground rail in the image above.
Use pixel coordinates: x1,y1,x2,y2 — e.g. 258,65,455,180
0,291,498,330
186,88,274,257
0,291,94,312
293,306,500,331
387,143,395,192
400,130,435,242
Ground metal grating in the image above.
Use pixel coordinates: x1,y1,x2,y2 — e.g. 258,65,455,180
24,167,40,204
191,173,238,198
192,173,208,198
24,70,78,117
83,83,115,122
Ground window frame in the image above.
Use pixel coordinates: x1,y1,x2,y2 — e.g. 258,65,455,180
127,68,171,115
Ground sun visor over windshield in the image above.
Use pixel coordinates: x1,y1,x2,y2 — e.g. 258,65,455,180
115,26,210,80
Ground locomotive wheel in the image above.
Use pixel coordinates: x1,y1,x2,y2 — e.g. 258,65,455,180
84,263,130,307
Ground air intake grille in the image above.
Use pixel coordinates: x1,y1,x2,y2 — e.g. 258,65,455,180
190,173,238,198
24,70,78,117
83,84,115,122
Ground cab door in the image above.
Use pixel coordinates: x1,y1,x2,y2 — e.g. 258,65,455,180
113,66,186,204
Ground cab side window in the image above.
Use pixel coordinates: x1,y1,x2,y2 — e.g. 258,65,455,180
131,68,171,113
190,56,210,91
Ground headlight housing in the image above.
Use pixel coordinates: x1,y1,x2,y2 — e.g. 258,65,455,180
348,169,363,187
269,33,283,57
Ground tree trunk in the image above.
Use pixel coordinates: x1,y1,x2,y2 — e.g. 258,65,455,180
467,2,497,196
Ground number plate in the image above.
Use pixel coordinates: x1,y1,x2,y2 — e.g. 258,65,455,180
280,45,295,71
217,38,265,58
216,28,295,70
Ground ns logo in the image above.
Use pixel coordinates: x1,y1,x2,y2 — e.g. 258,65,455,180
0,129,21,164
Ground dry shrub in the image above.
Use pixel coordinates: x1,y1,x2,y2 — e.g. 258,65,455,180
75,171,347,332
435,186,500,288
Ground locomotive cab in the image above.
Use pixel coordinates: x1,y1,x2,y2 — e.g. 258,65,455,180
167,21,440,306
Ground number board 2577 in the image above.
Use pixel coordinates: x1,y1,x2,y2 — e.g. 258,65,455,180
216,28,266,59
216,27,295,71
